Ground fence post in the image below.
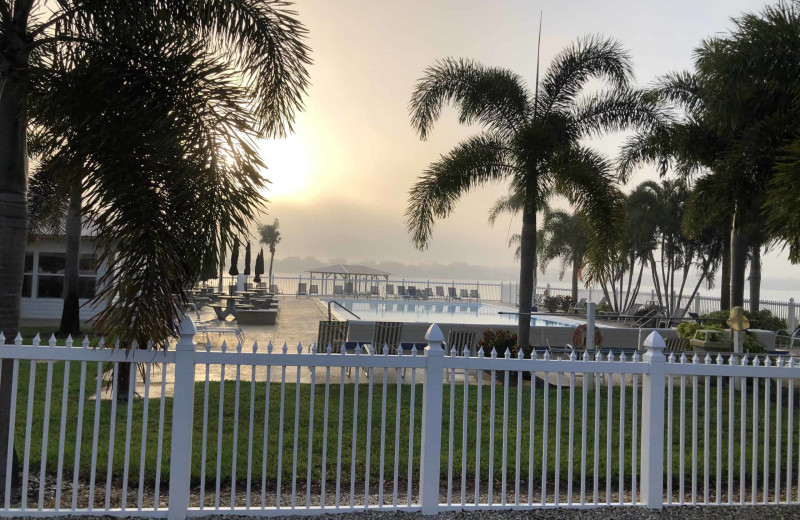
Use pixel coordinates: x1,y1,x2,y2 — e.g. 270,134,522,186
167,316,197,520
640,331,666,509
419,324,445,515
790,298,797,332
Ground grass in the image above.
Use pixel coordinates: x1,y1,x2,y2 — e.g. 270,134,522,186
7,356,800,495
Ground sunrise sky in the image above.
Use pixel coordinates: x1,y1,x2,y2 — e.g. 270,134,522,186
249,0,800,297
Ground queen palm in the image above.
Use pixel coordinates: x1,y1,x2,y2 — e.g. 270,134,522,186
259,218,282,286
406,36,661,351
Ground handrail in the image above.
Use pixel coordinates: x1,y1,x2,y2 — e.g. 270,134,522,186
328,300,360,322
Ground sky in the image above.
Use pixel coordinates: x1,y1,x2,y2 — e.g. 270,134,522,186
248,0,800,299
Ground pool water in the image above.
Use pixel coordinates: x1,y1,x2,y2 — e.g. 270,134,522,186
322,299,581,327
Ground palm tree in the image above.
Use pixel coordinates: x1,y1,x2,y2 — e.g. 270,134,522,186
259,219,282,286
0,3,310,495
619,71,736,309
406,37,661,351
536,209,589,302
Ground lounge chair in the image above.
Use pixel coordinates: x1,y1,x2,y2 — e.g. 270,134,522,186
315,320,353,376
459,289,470,300
407,286,418,299
659,307,686,328
435,286,445,300
315,320,350,353
334,285,344,298
397,285,407,299
469,289,480,301
369,285,380,298
371,321,404,378
568,297,587,314
447,330,477,356
424,288,434,300
269,284,280,294
309,284,319,297
448,287,461,300
296,282,308,298
386,284,396,299
344,281,356,298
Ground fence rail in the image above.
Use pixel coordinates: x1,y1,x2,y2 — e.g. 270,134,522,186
3,320,800,518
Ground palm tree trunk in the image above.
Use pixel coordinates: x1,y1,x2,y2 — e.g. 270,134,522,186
730,224,748,309
0,16,31,497
749,244,761,312
59,182,82,336
720,232,731,309
268,247,275,287
517,205,537,355
570,258,579,302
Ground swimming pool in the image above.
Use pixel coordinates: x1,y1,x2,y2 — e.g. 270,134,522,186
322,299,582,327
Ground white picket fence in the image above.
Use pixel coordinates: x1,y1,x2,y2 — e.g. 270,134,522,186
2,320,800,518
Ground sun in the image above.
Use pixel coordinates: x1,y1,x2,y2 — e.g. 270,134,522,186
257,133,311,200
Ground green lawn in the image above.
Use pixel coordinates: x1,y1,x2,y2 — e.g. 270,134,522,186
8,358,800,494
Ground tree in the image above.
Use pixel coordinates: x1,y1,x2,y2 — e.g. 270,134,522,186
535,209,590,302
591,186,660,313
258,219,282,286
693,2,800,306
405,37,661,350
0,2,310,495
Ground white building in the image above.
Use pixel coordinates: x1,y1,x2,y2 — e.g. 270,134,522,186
21,231,108,325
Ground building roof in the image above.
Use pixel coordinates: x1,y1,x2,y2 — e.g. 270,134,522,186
308,264,390,277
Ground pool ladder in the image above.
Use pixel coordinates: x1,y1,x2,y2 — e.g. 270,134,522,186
328,300,361,322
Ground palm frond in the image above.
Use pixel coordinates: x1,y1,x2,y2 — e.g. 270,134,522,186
651,71,704,113
409,57,531,140
406,133,518,249
570,88,670,140
539,35,633,116
487,191,525,226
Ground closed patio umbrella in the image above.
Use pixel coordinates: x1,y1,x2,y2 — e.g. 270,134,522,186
228,238,239,276
243,241,252,276
254,249,264,283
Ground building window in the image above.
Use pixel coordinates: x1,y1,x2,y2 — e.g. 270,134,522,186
36,252,97,299
22,253,33,297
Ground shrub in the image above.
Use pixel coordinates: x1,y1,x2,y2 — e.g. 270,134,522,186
676,319,766,353
700,309,787,333
477,328,518,358
556,295,573,312
676,321,722,339
542,295,560,313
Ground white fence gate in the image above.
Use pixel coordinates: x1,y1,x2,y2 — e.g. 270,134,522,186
2,320,800,518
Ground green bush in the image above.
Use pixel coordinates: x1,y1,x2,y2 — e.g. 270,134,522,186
542,295,560,313
676,319,766,353
699,309,787,333
676,321,722,339
477,328,518,358
556,295,573,312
